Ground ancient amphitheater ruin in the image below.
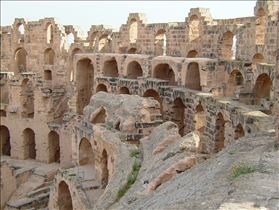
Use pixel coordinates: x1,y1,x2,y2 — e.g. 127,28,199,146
1,0,279,209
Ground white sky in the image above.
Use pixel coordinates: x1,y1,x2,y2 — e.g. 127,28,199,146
1,1,257,33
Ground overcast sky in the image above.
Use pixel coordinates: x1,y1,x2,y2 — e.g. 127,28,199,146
1,1,257,33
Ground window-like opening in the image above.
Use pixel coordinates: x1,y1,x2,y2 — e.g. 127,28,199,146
44,48,55,65
99,34,110,53
58,181,73,210
221,31,234,60
18,23,25,34
15,48,27,74
103,57,118,77
21,79,34,118
23,128,36,159
127,61,143,79
234,123,245,140
143,89,163,115
46,23,54,44
172,98,186,136
119,87,130,94
155,29,166,55
67,32,74,48
153,63,176,86
1,126,11,156
44,70,52,80
79,138,94,166
0,110,7,117
96,84,108,93
91,107,107,124
194,104,205,134
70,48,82,81
254,73,272,105
185,62,201,90
76,59,94,115
255,8,266,45
232,35,237,59
214,113,226,153
226,70,244,97
101,149,109,186
48,131,60,163
187,50,198,58
189,15,199,43
128,48,137,54
129,18,138,43
252,53,265,70
90,31,98,47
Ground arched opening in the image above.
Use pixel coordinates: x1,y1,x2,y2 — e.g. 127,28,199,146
226,70,244,97
155,29,166,55
153,63,176,86
232,35,237,59
172,98,186,136
44,70,52,80
79,138,94,166
0,126,11,156
18,23,25,34
252,53,265,70
221,31,234,60
127,61,143,79
214,113,226,153
254,73,272,104
21,79,34,118
76,58,94,115
46,23,54,44
70,48,82,81
23,128,36,159
44,48,55,65
128,48,137,54
255,8,266,45
96,84,108,93
119,87,130,94
194,104,205,134
58,181,73,210
99,34,110,53
67,32,74,48
101,149,109,185
103,57,118,77
143,89,163,115
15,48,27,74
90,31,98,47
129,18,137,43
185,62,201,90
189,15,199,43
187,50,198,58
234,123,245,140
0,110,7,117
91,107,107,124
48,131,60,163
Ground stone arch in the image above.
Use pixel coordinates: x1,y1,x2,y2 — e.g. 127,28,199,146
21,79,34,118
76,58,94,115
48,131,60,163
17,23,25,35
187,50,198,58
185,62,201,91
128,48,137,54
96,84,108,93
255,8,266,45
44,70,52,80
127,61,143,79
129,18,138,43
155,29,166,55
214,112,226,153
0,126,11,156
0,109,7,117
119,87,130,94
172,98,186,136
44,48,55,65
252,53,265,70
189,15,199,43
23,128,36,159
254,73,272,104
153,63,176,86
14,48,27,74
103,57,119,77
70,48,82,81
101,149,109,185
143,89,163,115
79,138,94,166
67,32,74,48
221,31,234,60
194,104,205,134
46,23,54,44
90,107,107,124
58,181,73,210
226,70,244,97
234,123,245,140
90,31,98,47
99,34,110,53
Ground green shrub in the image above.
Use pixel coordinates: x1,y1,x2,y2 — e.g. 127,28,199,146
118,188,125,197
230,161,256,179
69,173,76,176
133,161,141,171
110,77,116,82
130,149,139,157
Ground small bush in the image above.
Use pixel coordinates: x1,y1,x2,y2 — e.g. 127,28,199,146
150,116,155,121
266,97,270,101
127,171,138,185
133,161,141,171
69,173,76,176
230,161,256,179
118,188,125,197
229,151,235,155
130,149,139,157
110,77,116,82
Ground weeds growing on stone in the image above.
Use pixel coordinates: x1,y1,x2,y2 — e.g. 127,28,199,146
230,161,256,179
130,149,139,157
